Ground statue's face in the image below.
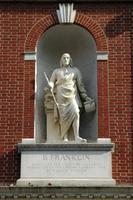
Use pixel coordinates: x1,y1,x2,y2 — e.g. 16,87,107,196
62,54,70,67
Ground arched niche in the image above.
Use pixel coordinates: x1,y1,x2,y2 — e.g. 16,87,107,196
35,24,98,143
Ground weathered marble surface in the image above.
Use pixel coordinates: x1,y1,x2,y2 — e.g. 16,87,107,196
1,186,133,200
17,142,115,187
44,53,95,144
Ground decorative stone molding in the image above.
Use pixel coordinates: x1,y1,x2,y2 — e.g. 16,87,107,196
56,3,76,23
2,0,132,2
17,143,114,152
24,52,36,61
97,52,108,61
0,186,133,199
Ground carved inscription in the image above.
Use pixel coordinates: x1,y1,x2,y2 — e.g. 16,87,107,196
42,154,90,161
22,151,109,179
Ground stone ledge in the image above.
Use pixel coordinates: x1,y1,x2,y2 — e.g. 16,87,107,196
17,178,116,187
17,143,114,152
0,186,133,199
0,0,132,2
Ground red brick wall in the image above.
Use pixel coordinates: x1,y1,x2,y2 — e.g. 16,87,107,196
0,2,133,185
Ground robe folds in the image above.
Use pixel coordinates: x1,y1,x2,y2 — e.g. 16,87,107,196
50,66,87,139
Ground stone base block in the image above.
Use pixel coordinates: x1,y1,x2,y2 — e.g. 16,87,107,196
17,178,116,187
17,142,115,187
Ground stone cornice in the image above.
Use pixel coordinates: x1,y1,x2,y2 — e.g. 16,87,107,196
17,143,114,152
0,0,133,2
0,186,133,199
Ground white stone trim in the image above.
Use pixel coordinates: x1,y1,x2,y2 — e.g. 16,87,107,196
17,179,116,187
97,52,108,61
22,138,36,144
56,3,76,23
17,142,115,187
97,138,111,144
24,52,36,61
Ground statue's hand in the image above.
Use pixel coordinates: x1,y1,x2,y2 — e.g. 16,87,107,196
84,97,96,113
85,96,94,102
48,82,54,91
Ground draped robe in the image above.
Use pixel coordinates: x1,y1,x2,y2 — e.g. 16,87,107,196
50,66,87,139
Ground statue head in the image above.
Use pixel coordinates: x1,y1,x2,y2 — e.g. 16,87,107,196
60,53,72,68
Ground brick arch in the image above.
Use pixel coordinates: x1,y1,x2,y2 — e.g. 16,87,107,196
24,12,109,140
24,14,58,52
24,13,107,52
75,13,108,51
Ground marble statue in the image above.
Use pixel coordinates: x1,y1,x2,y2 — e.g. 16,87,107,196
45,53,95,143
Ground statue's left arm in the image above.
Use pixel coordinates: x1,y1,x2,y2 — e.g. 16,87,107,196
75,67,92,102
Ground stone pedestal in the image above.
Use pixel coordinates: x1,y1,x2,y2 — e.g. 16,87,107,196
17,141,115,187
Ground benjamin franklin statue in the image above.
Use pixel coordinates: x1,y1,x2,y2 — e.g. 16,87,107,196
47,53,94,143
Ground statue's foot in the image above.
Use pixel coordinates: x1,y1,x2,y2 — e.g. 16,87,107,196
63,135,68,142
76,136,87,143
64,138,68,142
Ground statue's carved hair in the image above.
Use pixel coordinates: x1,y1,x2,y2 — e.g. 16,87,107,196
60,53,73,68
